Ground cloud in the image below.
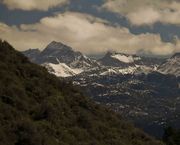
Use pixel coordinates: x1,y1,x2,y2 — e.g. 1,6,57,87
0,12,179,56
127,8,160,26
102,0,180,26
1,0,69,11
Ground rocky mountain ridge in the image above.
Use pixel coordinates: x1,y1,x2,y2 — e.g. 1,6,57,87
23,41,179,77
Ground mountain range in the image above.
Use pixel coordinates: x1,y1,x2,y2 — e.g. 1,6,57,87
0,40,164,145
23,41,180,138
22,41,180,77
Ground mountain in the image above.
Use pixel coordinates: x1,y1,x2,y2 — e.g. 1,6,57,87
158,53,180,76
98,52,136,67
0,40,163,145
96,52,165,76
37,41,82,65
24,41,98,69
98,51,164,68
23,44,166,77
22,41,99,77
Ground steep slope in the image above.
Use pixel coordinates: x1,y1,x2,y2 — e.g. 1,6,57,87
158,53,180,76
0,40,163,145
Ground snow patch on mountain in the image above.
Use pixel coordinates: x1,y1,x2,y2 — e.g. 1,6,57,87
111,54,140,63
43,63,83,77
111,54,134,63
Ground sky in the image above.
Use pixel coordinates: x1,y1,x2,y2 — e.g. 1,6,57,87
0,0,180,56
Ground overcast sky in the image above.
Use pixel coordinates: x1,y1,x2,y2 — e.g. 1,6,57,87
0,0,180,56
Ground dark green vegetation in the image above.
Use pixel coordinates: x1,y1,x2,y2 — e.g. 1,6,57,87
163,127,180,145
0,40,163,145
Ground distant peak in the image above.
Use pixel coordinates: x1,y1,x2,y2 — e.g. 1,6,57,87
48,41,66,47
45,41,72,51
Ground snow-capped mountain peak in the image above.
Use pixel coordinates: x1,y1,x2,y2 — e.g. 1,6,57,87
30,41,98,69
23,41,99,77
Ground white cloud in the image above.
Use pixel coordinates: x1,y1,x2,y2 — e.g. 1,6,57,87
127,8,160,26
1,0,69,11
102,0,180,26
0,12,179,56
